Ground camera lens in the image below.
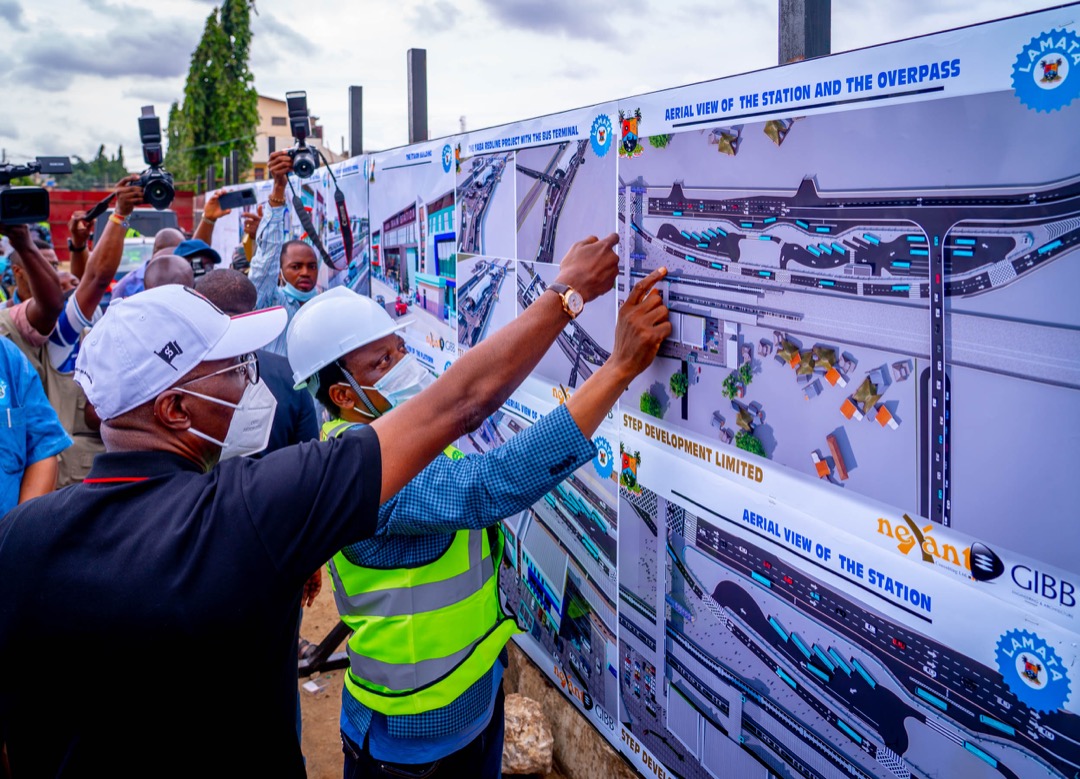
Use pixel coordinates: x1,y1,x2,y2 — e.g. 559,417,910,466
293,150,316,179
144,179,174,211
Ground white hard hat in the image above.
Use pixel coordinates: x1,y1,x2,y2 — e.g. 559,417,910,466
286,286,409,389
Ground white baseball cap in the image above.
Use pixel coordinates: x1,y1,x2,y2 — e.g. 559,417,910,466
75,284,287,420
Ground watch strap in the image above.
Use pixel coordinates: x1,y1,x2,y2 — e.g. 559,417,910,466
547,282,582,319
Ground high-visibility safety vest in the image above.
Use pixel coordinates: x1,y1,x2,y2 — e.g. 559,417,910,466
322,418,519,716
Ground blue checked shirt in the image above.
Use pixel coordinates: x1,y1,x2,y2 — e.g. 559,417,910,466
338,402,596,762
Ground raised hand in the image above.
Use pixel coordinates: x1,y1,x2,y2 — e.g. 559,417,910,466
553,233,620,303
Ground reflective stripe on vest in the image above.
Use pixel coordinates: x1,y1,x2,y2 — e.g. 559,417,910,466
323,418,520,716
322,417,466,461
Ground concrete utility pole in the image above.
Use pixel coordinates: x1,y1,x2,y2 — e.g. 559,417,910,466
349,86,363,157
407,48,429,144
778,0,831,64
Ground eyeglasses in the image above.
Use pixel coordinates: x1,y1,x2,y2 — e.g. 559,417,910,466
175,353,259,389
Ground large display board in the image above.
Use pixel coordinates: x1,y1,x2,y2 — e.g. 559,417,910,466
209,7,1080,778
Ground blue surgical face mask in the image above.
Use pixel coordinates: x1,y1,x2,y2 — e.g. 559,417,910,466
337,354,434,419
281,281,317,303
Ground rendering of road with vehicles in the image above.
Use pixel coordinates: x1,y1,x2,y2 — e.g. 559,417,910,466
617,485,1078,779
621,174,1080,529
518,264,611,387
458,153,511,255
518,140,589,263
457,258,510,348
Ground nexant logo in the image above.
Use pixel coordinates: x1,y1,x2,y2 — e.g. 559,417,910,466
969,542,1004,582
876,514,971,572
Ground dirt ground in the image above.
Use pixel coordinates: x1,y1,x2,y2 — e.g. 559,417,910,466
297,584,349,779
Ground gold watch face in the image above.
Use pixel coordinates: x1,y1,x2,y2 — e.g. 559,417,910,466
566,290,584,316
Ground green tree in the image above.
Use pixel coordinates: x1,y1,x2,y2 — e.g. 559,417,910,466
170,1,258,184
670,371,688,398
218,0,258,173
640,391,662,418
735,430,767,458
60,145,129,189
738,361,753,386
722,372,738,400
648,134,672,149
164,100,187,175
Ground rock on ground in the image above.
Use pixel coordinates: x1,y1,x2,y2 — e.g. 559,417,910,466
502,693,555,775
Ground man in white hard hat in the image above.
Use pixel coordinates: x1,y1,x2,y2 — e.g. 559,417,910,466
286,236,670,778
0,234,654,776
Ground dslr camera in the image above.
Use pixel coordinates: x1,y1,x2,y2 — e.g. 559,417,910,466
137,106,175,210
285,90,319,179
0,157,72,226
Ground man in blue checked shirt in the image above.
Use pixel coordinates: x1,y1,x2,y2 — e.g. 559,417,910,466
287,234,670,778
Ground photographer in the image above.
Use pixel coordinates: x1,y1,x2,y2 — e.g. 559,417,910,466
0,226,64,347
249,149,319,355
0,176,144,485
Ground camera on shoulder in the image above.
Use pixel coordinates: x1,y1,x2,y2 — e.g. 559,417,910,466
137,105,175,210
285,90,319,179
0,157,72,225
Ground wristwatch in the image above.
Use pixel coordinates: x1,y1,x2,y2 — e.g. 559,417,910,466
548,282,584,319
67,238,86,252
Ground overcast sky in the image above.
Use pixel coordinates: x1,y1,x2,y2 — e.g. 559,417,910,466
0,0,1065,170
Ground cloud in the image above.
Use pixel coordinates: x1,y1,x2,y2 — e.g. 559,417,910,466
121,83,184,106
407,0,458,33
477,0,644,43
16,16,201,91
254,11,317,55
0,0,25,31
0,118,18,139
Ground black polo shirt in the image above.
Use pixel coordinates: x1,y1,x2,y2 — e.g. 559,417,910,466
0,426,381,777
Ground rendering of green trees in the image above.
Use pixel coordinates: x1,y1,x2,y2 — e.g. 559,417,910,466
722,373,739,399
670,371,688,399
722,362,754,399
648,134,672,149
736,430,767,458
640,391,662,418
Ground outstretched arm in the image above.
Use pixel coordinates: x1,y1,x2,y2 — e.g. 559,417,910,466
371,234,622,504
193,190,229,245
250,153,291,307
378,267,671,533
0,225,62,337
74,177,143,321
564,268,671,437
67,210,93,280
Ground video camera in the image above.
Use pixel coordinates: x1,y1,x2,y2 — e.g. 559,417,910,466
285,91,319,179
0,157,72,225
137,106,175,210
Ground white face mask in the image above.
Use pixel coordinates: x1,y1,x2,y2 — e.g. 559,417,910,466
339,353,435,419
180,379,278,460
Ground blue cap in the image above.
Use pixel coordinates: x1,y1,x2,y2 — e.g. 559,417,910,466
173,239,222,266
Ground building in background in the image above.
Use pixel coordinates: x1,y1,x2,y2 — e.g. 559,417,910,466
249,95,344,182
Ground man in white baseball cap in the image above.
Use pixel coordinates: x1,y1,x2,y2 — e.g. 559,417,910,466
0,233,653,776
